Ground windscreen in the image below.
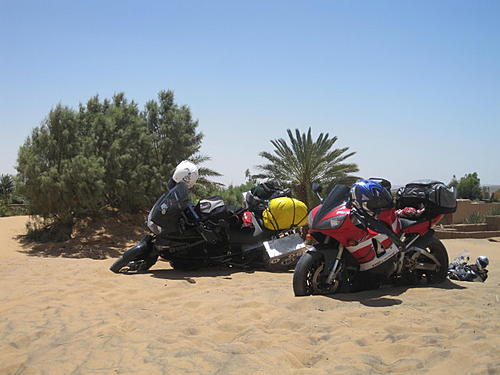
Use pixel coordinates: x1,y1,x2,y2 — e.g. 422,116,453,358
312,185,351,227
148,182,191,230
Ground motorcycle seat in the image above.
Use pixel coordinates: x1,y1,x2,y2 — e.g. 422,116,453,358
399,218,417,229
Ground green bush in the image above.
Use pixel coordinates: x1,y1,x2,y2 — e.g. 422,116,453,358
0,174,14,200
16,91,218,237
489,207,500,216
457,173,482,200
465,212,485,224
0,202,28,217
0,204,8,217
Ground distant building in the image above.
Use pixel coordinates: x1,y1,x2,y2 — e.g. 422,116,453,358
481,185,500,201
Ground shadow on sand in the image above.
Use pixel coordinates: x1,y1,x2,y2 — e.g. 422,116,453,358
148,267,252,283
16,215,146,260
121,262,464,306
328,279,467,307
120,263,293,283
17,237,125,259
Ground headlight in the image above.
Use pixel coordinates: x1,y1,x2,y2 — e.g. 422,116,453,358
147,220,162,235
314,214,347,230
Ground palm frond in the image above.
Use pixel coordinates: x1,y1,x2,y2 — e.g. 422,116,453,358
256,127,358,207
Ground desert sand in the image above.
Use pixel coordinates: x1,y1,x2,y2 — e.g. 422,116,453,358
1,216,499,375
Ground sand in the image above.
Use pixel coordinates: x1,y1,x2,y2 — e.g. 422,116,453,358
1,216,499,375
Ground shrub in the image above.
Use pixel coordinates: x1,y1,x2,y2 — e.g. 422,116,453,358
489,206,500,216
457,173,482,200
0,202,28,217
465,212,485,224
0,174,14,200
16,91,216,239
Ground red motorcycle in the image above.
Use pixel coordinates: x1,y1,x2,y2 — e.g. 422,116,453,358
293,179,456,296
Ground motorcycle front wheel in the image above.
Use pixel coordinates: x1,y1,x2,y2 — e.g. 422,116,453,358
109,246,158,273
293,252,342,296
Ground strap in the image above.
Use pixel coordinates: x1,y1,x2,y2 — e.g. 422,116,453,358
362,214,405,249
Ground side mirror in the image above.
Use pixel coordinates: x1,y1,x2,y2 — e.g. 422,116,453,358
312,183,323,202
312,183,322,194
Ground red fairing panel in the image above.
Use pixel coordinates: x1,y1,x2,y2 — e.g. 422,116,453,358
316,210,367,246
310,206,377,264
310,207,401,267
377,209,401,234
402,215,443,235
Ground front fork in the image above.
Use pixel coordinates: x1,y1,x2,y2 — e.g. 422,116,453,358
315,236,345,286
325,244,345,285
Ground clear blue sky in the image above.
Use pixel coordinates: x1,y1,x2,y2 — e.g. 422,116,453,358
1,0,499,186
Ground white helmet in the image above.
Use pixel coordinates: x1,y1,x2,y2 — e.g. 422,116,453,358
172,160,199,188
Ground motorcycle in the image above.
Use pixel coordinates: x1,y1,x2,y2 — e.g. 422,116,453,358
293,180,455,296
110,181,307,273
448,251,489,282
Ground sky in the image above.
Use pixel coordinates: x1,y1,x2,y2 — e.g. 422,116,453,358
1,0,499,187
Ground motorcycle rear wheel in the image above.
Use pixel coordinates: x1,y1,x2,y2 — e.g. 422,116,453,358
423,237,449,283
293,252,341,296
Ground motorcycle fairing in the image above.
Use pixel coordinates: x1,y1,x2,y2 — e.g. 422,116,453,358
310,204,349,230
310,198,403,270
148,182,191,233
401,215,443,235
349,240,399,271
377,209,401,233
312,185,351,228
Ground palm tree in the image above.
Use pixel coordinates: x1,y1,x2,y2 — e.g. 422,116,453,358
0,174,14,201
187,154,224,200
256,127,359,207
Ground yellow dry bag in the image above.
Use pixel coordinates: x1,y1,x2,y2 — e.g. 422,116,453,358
262,197,308,230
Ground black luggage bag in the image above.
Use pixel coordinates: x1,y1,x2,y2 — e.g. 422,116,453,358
396,179,457,216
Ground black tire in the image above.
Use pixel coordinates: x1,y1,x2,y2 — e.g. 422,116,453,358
293,252,342,296
140,253,159,271
425,237,449,283
109,256,130,273
109,246,150,273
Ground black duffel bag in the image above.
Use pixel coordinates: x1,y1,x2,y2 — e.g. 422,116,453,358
195,196,245,227
396,179,457,215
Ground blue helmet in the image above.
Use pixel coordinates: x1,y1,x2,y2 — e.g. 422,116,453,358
350,179,393,215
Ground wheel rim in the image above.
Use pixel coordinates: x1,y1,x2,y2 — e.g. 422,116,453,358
306,261,340,295
411,244,447,284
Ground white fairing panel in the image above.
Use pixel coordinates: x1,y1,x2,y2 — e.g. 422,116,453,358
359,242,399,271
